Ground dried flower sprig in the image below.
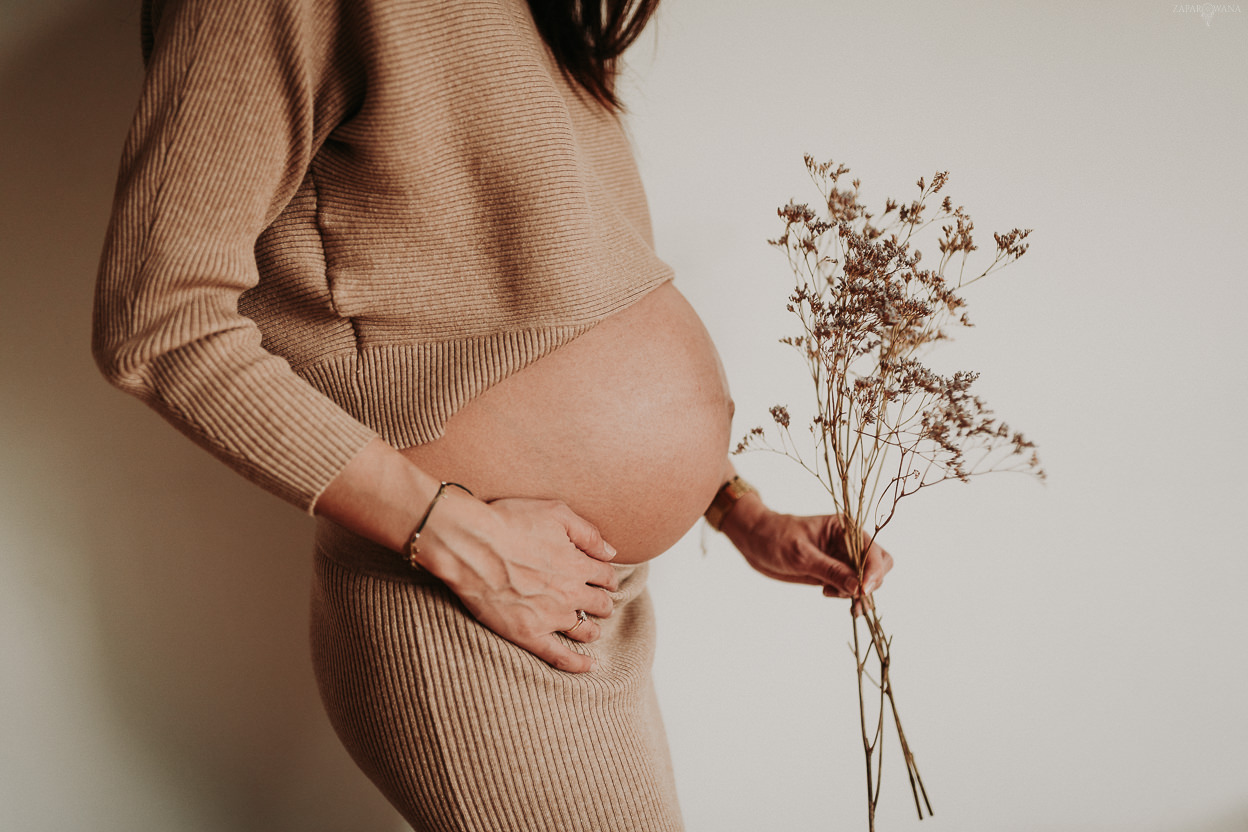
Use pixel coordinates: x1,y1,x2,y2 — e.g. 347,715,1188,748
737,156,1043,830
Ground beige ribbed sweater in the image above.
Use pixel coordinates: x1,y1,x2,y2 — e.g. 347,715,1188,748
93,0,674,511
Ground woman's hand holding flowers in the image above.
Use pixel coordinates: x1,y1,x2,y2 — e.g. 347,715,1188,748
719,492,893,612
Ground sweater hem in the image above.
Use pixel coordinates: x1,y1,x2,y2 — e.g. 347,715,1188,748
295,272,672,449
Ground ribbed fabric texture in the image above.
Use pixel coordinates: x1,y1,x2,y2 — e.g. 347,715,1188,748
92,0,675,511
310,519,684,831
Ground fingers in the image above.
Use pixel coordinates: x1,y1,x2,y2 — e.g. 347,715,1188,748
523,612,603,674
794,539,860,595
860,539,894,593
555,503,617,562
560,610,602,645
815,527,893,601
527,634,597,674
819,518,894,596
554,503,620,592
578,585,614,619
585,560,621,593
824,537,892,619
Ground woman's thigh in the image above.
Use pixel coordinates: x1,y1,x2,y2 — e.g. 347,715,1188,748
308,521,684,832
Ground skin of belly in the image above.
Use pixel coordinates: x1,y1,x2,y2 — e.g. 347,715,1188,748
399,280,733,563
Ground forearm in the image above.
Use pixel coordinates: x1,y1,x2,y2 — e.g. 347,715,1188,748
313,437,443,554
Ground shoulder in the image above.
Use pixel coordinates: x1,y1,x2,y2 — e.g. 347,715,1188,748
140,0,363,67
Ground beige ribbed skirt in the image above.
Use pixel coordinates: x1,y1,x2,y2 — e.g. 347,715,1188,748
309,519,684,831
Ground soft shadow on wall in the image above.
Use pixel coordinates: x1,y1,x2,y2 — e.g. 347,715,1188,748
0,3,402,830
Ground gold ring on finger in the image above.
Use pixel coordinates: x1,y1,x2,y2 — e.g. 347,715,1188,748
566,609,588,634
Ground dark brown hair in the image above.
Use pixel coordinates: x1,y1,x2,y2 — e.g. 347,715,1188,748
526,0,662,112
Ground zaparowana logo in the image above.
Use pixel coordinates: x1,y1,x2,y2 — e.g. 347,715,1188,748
1173,3,1243,26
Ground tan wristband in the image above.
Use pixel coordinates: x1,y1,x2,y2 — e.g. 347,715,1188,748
704,475,758,531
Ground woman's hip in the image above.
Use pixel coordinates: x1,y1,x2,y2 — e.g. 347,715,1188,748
307,517,683,831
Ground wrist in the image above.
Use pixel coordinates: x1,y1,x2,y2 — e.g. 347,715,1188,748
315,438,448,553
719,489,769,544
404,481,475,568
403,487,495,580
705,475,766,536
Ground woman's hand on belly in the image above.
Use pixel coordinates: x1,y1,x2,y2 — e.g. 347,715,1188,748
315,438,623,673
414,489,622,673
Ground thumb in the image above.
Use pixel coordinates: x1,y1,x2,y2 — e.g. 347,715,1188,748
556,504,617,562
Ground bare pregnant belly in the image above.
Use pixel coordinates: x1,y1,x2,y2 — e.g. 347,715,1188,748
398,281,733,563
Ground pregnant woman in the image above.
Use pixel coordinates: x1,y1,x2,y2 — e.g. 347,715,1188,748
93,0,892,829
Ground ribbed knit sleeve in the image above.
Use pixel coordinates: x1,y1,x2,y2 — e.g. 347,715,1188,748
92,0,378,512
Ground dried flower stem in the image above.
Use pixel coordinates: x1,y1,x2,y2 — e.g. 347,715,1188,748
738,156,1043,829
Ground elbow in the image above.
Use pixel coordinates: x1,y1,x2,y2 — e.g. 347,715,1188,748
91,321,155,398
92,346,138,397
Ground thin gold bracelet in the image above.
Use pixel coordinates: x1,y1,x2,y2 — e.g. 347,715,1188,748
406,481,474,568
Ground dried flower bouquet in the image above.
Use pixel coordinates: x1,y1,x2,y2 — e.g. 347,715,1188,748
736,156,1044,829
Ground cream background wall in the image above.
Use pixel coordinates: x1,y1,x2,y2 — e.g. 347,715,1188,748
1,1,1244,831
